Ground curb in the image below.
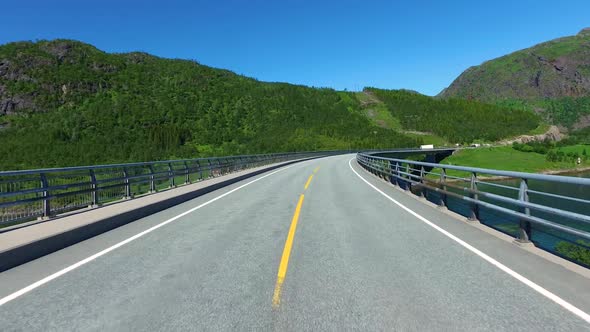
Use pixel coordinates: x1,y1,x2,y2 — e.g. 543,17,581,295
0,157,318,272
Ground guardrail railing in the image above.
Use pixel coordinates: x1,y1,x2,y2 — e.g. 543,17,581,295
0,151,341,228
357,152,590,267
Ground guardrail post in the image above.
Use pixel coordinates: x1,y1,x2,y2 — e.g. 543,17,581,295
197,161,203,180
40,173,51,219
404,163,411,192
439,168,447,207
468,172,479,221
371,159,379,176
168,163,175,188
236,157,241,172
218,159,224,175
209,158,215,177
386,160,392,183
517,179,532,243
206,159,212,178
393,162,399,187
149,165,156,193
419,166,425,197
89,169,98,207
123,167,132,199
184,161,190,184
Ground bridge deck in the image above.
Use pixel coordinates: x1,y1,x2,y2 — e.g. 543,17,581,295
0,154,588,330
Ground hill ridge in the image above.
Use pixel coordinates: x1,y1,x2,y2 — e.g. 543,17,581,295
440,30,590,101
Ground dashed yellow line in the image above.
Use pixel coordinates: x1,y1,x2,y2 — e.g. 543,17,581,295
272,194,305,308
304,174,314,190
313,166,320,173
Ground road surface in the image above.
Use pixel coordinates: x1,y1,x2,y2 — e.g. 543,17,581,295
0,154,589,331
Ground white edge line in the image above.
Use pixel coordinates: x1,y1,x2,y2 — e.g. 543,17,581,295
348,157,590,324
0,162,302,306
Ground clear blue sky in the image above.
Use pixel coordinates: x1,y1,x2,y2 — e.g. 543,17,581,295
1,0,589,95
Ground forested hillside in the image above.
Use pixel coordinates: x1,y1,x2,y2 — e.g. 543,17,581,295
0,40,419,170
440,28,590,130
365,88,540,143
0,39,543,170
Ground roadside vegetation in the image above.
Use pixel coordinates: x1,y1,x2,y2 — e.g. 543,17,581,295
437,144,589,178
556,240,590,267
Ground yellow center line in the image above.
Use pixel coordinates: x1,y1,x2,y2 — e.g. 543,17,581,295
313,166,320,173
272,194,305,308
303,174,314,190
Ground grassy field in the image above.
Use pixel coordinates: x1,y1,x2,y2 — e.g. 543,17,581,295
433,146,587,179
355,92,403,130
527,123,551,135
404,132,449,147
556,144,590,155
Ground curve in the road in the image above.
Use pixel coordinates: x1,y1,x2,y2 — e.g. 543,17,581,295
0,162,300,307
348,157,590,324
0,154,588,330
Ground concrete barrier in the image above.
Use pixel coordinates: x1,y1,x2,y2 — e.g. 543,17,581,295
0,157,317,272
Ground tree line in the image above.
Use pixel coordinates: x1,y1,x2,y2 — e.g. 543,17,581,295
365,88,540,143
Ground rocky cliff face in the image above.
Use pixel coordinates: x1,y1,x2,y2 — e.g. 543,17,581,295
0,58,37,115
0,40,123,116
440,29,590,101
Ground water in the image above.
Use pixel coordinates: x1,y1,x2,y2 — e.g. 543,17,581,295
411,170,590,267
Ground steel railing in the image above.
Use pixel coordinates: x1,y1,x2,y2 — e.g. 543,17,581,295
356,153,590,246
0,151,344,228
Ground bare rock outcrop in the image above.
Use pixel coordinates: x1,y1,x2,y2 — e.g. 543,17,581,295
499,125,563,145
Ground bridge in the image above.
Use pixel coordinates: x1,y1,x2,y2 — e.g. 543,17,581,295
0,150,589,330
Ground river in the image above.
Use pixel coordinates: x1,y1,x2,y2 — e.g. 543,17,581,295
414,170,590,266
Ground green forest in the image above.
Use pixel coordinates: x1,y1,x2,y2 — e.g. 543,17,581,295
0,40,540,170
0,40,421,170
495,97,590,129
365,88,541,143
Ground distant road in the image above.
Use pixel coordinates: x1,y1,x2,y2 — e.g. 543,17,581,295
0,154,589,330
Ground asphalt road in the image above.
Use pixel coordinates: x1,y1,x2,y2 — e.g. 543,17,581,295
0,154,589,331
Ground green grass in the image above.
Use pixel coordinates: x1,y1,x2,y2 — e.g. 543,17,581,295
355,92,402,130
556,144,590,155
527,123,551,135
404,132,449,146
534,36,585,60
365,103,403,130
433,146,585,178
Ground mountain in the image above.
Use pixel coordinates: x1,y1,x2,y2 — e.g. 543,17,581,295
0,39,539,170
364,88,539,143
0,39,425,169
440,29,590,101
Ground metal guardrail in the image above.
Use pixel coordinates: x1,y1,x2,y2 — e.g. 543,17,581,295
0,151,343,227
356,153,590,244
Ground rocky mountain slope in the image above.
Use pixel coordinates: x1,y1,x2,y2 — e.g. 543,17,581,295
440,28,590,101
